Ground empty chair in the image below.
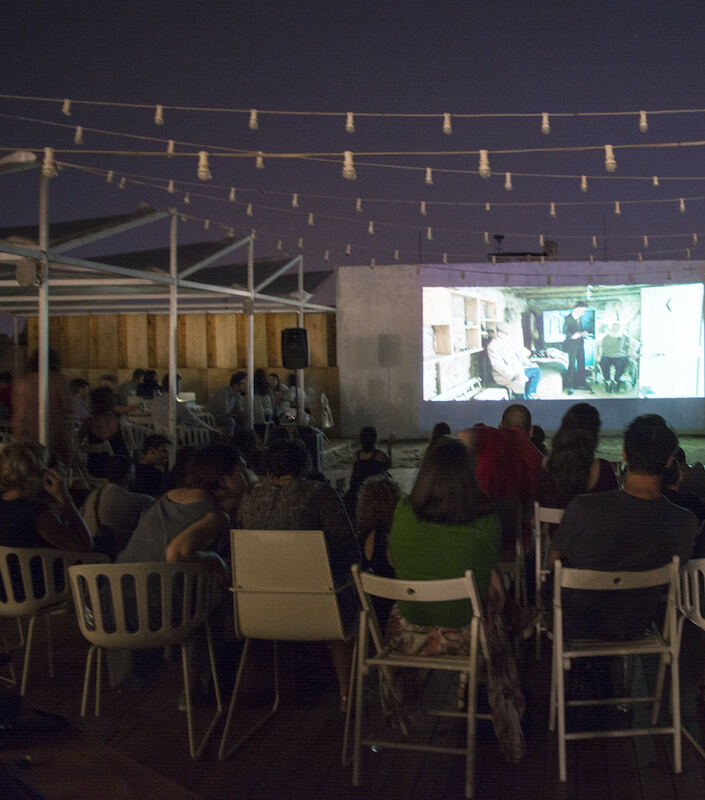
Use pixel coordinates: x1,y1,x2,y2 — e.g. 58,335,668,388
351,564,490,799
68,561,223,760
676,557,705,760
219,529,357,762
550,557,681,782
0,545,108,695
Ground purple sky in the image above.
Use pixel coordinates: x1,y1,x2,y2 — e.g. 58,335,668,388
2,0,705,274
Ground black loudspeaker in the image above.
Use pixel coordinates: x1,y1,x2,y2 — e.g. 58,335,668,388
281,328,310,369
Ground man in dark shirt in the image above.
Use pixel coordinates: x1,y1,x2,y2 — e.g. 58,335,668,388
562,301,588,395
132,434,170,497
550,414,697,639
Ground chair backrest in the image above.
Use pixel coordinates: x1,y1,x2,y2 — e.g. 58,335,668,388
534,501,564,530
678,557,705,632
0,545,108,618
231,529,348,641
68,561,222,649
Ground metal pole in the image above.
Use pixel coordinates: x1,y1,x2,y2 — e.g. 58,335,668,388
13,315,20,377
168,212,178,461
37,174,50,446
247,236,254,429
297,256,305,426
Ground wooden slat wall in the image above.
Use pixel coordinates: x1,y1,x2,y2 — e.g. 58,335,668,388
24,311,339,431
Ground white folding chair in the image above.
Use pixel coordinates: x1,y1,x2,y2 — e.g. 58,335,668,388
550,557,681,782
676,557,705,760
68,561,223,760
533,502,564,659
219,529,357,762
351,564,490,800
0,545,108,695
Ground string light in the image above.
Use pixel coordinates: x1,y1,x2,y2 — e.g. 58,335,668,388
118,177,126,189
355,198,362,213
638,252,643,262
255,151,264,169
504,172,512,191
41,147,57,178
604,144,617,172
484,202,491,212
183,192,191,204
307,212,314,226
204,219,210,230
643,235,649,248
549,202,557,218
166,140,175,157
639,110,648,133
324,249,330,261
541,112,550,135
393,249,399,261
291,192,299,208
73,126,83,144
370,258,376,267
539,234,545,247
426,227,433,240
167,179,175,194
589,255,594,265
276,239,283,251
694,233,699,246
154,105,165,126
484,231,489,244
297,237,303,248
342,150,357,180
679,197,686,213
687,249,692,260
442,252,448,264
345,112,355,133
106,170,114,184
580,175,588,192
229,186,236,201
197,151,212,181
442,113,452,135
425,167,433,185
226,227,234,238
249,109,258,130
61,98,71,116
614,200,621,215
345,243,351,255
246,203,253,216
592,235,598,249
420,201,427,216
368,220,375,234
652,175,660,186
478,149,491,178
250,229,257,239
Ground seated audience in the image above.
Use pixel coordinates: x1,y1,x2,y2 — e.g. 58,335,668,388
0,371,13,419
206,371,246,436
69,378,91,423
530,424,548,456
238,439,360,709
429,421,451,449
136,369,160,399
344,426,393,522
549,414,697,640
486,323,540,399
150,374,210,430
539,403,617,508
252,368,274,439
268,372,291,421
661,459,705,524
79,387,133,479
82,455,154,558
117,369,144,405
0,440,91,551
132,433,170,497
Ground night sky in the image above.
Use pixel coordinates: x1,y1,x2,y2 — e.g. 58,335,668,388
2,0,705,274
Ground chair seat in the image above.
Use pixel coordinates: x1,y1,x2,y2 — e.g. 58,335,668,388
564,630,667,658
366,651,473,672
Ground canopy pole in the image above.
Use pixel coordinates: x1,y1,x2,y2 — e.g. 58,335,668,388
37,173,50,447
168,211,178,461
246,236,254,429
296,256,305,426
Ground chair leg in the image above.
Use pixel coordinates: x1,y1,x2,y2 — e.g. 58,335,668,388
341,636,357,767
81,645,96,717
95,647,103,717
45,614,54,678
671,654,682,773
465,666,478,799
19,615,37,696
549,641,557,731
651,653,667,725
218,639,280,761
184,620,224,761
556,653,567,781
352,616,367,788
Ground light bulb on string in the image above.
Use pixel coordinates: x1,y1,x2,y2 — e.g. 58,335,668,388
614,201,621,215
368,220,375,234
425,167,433,186
246,203,253,216
255,152,264,169
694,233,699,246
580,175,588,192
154,105,165,126
204,219,210,231
504,172,512,191
592,235,598,248
420,201,427,216
393,249,400,261
478,149,491,178
680,197,686,213
589,254,594,265
604,144,617,172
106,170,114,184
183,192,190,204
324,249,330,261
541,112,550,135
484,231,489,244
355,198,362,213
118,177,126,189
297,237,303,249
41,147,57,178
62,98,71,116
291,193,299,208
442,252,448,264
643,235,649,248
307,213,314,226
276,240,283,251
484,202,491,212
638,252,643,262
167,180,175,194
345,244,351,256
345,112,355,133
167,140,175,157
639,110,648,133
342,150,356,180
229,187,236,201
197,151,212,181
549,202,556,218
539,234,545,247
442,113,452,134
652,176,660,186
249,109,258,130
73,126,83,145
426,227,433,240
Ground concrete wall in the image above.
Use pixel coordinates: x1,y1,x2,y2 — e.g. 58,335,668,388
337,265,423,438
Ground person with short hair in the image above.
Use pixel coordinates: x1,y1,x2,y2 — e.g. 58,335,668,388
69,378,91,422
549,414,697,639
132,433,170,497
150,374,209,430
562,301,589,395
117,369,145,405
486,323,539,399
206,372,246,435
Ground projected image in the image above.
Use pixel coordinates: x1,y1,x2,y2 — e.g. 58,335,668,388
422,283,704,401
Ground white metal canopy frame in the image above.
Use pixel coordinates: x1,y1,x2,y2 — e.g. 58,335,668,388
0,161,335,445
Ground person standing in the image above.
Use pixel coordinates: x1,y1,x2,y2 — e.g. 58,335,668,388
563,301,588,395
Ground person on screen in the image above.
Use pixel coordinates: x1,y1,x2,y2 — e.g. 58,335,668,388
486,323,540,399
597,322,628,393
562,301,588,395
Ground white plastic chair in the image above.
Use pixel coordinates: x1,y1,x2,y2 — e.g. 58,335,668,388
533,502,564,659
550,557,681,782
351,564,489,800
218,529,357,762
0,545,108,695
68,561,223,760
676,557,705,760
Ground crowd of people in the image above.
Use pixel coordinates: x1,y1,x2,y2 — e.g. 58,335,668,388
2,357,705,760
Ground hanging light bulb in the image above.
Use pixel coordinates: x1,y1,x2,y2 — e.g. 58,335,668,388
73,126,83,145
679,197,686,213
484,231,489,244
589,254,594,265
41,147,57,178
307,213,314,226
154,105,165,126
355,198,362,213
118,177,126,189
639,110,648,133
255,151,264,169
539,234,545,247
614,200,621,215
425,167,433,186
167,140,175,157
246,203,253,216
183,192,191,204
345,243,351,256
478,149,491,179
420,201,427,216
342,150,357,180
504,172,512,191
229,186,236,201
227,227,235,238
61,98,71,116
484,202,491,212
197,151,212,181
491,256,497,265
549,202,556,218
291,193,299,208
638,252,643,262
442,252,448,264
106,170,114,184
297,237,303,248
324,249,330,261
643,235,649,248
541,112,550,135
693,233,699,246
249,109,258,130
393,249,400,261
580,175,588,193
368,220,375,234
276,239,283,251
604,144,617,172
370,258,376,268
250,229,257,240
442,113,452,135
345,112,355,133
204,219,210,231
426,227,432,240
592,235,598,248
167,180,175,194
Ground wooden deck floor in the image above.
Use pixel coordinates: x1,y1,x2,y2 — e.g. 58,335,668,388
1,613,704,800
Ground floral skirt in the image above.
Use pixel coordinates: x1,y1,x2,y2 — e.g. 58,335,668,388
384,601,526,763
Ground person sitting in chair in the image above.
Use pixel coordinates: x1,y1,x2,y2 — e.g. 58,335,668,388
486,323,539,399
597,322,629,393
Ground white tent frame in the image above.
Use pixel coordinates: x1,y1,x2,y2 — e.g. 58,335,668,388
0,170,335,448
